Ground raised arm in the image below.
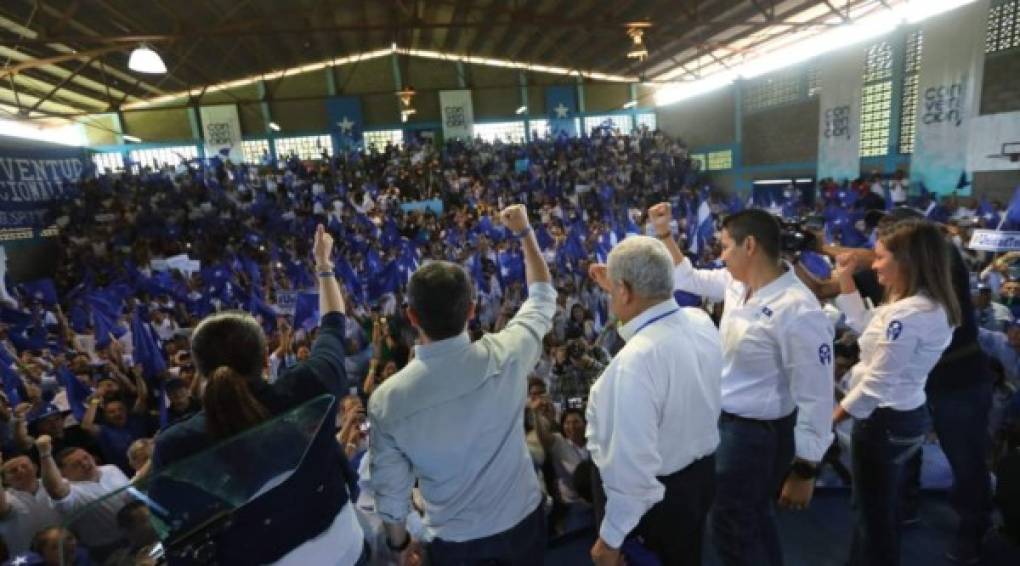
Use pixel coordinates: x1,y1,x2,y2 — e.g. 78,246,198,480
36,435,70,500
648,202,731,301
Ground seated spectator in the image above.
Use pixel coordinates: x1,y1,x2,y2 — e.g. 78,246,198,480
0,454,61,555
36,436,131,560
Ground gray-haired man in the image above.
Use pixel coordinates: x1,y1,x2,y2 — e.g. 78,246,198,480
587,236,723,566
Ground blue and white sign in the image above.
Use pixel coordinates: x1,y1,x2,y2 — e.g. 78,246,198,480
968,229,1020,252
327,96,363,150
545,86,578,137
0,136,87,229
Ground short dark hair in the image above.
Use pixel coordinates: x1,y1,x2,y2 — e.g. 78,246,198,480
190,311,267,381
528,377,546,393
721,209,781,259
54,447,83,469
560,407,586,430
407,261,474,340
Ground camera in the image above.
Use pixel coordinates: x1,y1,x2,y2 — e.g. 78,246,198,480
778,217,820,254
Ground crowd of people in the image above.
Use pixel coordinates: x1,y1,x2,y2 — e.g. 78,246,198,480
0,124,1016,565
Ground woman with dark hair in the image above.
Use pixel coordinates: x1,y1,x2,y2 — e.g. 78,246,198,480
833,219,961,566
151,225,365,565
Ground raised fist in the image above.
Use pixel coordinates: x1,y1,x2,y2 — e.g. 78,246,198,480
500,205,530,234
648,203,672,237
36,434,52,454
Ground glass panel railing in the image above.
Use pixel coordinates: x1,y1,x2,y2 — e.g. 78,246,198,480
56,394,335,565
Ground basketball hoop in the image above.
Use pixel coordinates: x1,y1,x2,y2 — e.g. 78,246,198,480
987,141,1020,163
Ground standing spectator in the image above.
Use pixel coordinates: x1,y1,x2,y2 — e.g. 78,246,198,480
585,236,723,566
369,204,555,565
832,219,960,566
0,453,61,555
974,282,1013,333
535,408,593,533
81,393,150,477
36,436,130,560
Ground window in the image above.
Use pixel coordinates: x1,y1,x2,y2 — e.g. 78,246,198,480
742,68,803,113
899,30,924,154
528,119,550,139
987,0,1020,53
91,152,124,173
807,66,821,98
583,115,631,135
473,121,526,143
707,150,732,171
635,112,657,131
363,130,403,151
688,153,706,171
859,41,893,157
128,146,198,170
242,140,270,163
273,135,332,160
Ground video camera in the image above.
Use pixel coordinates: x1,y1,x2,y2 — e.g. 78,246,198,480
778,216,824,254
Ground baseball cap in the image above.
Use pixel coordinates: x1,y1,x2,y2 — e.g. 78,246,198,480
27,403,68,424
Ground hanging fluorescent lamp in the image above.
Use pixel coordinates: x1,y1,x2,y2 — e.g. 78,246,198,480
123,135,142,143
622,100,637,109
269,122,281,131
128,45,167,74
515,105,527,115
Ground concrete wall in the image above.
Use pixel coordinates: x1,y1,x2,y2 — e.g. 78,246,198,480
656,85,736,149
742,98,819,166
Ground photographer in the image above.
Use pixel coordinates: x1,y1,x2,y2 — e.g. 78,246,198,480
549,339,606,408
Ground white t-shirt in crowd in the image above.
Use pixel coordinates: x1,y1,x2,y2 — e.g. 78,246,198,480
53,465,132,548
0,485,61,555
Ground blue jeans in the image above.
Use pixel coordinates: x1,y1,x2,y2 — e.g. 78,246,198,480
711,411,796,566
850,406,930,566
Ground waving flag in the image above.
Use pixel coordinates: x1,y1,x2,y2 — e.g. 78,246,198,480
1004,186,1020,229
293,292,320,332
131,308,166,384
57,366,91,421
1,364,23,407
19,279,58,306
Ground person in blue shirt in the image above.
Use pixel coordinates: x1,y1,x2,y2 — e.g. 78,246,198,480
151,225,366,565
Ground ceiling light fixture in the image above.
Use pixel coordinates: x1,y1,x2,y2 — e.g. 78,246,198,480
515,105,527,115
622,100,637,109
269,122,281,131
123,134,142,143
127,45,167,74
626,23,651,62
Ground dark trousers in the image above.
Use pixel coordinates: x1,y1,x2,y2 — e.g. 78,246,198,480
850,406,930,566
903,384,993,545
711,410,796,566
592,455,716,566
427,503,546,566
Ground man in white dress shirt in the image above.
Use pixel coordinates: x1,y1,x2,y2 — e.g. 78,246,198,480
652,204,835,566
586,235,723,566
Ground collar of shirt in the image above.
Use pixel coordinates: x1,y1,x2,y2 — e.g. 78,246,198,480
618,298,680,342
413,331,471,360
738,262,798,308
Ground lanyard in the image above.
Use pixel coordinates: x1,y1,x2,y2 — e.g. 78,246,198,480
633,308,680,336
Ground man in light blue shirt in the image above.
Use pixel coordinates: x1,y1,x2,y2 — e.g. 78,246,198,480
368,204,556,565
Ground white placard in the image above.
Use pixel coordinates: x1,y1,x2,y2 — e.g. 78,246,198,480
439,90,475,140
199,104,244,163
968,229,1020,252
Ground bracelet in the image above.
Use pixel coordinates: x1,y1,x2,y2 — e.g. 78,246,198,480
38,452,52,459
317,271,335,278
386,534,411,552
510,226,533,239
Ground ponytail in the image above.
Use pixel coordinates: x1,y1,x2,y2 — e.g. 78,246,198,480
203,366,270,440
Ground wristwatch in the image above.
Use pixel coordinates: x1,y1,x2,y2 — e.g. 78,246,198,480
790,459,819,480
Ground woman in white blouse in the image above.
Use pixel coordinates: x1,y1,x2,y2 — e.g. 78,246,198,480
833,219,961,566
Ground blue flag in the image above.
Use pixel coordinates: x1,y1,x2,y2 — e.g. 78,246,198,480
977,196,1001,228
19,279,58,306
131,308,166,384
1005,186,1020,229
799,251,833,280
57,366,91,421
545,85,579,137
293,292,320,332
1,364,22,407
